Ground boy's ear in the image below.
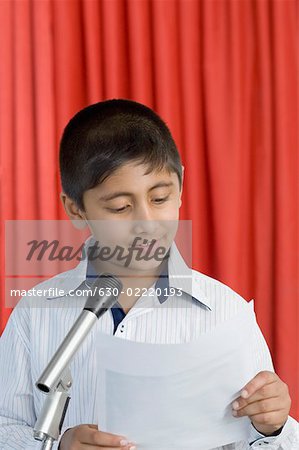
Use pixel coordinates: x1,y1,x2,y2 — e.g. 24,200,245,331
181,165,184,184
179,165,184,207
60,192,87,229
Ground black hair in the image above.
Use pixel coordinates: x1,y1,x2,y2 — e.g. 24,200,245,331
59,99,182,210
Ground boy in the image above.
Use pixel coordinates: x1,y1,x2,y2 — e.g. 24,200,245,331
0,99,298,449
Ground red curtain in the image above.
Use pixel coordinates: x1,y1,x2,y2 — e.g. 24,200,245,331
0,0,298,419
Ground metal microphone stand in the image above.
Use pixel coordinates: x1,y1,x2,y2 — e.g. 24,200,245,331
33,368,72,449
32,273,122,450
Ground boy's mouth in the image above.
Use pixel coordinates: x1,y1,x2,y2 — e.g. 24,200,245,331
130,237,166,251
133,238,159,248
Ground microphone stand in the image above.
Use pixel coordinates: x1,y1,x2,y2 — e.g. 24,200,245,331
33,273,122,449
33,368,72,449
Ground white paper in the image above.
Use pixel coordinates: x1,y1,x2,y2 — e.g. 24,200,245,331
96,301,257,449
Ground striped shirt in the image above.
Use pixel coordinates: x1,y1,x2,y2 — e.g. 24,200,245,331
0,239,298,449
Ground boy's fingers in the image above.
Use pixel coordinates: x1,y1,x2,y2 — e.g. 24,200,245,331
79,426,129,447
87,431,129,447
84,447,133,450
232,384,279,410
91,445,136,450
233,397,283,417
87,424,135,448
240,371,277,399
246,411,284,426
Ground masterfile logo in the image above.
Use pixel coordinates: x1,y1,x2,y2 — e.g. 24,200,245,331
5,220,192,308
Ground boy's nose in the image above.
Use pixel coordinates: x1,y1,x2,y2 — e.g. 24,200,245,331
131,202,156,222
131,202,161,235
131,219,158,236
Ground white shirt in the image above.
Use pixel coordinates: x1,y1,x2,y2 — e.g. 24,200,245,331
0,240,298,450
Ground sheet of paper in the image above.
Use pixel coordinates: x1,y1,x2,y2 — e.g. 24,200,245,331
96,301,257,450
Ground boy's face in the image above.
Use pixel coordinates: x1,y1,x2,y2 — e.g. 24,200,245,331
61,162,182,275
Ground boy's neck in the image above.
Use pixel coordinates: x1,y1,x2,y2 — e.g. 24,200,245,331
91,260,167,314
117,275,160,314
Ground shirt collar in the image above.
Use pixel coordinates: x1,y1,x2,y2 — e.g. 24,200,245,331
46,235,212,310
166,243,211,310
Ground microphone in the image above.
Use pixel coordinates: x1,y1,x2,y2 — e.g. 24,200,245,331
36,273,122,393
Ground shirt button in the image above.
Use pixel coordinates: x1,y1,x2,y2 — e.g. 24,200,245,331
252,441,274,449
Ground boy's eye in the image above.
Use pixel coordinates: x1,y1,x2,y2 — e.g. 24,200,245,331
153,197,169,203
107,196,169,213
108,205,130,213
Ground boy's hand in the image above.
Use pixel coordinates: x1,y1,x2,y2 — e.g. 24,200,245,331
59,424,136,450
232,371,291,436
